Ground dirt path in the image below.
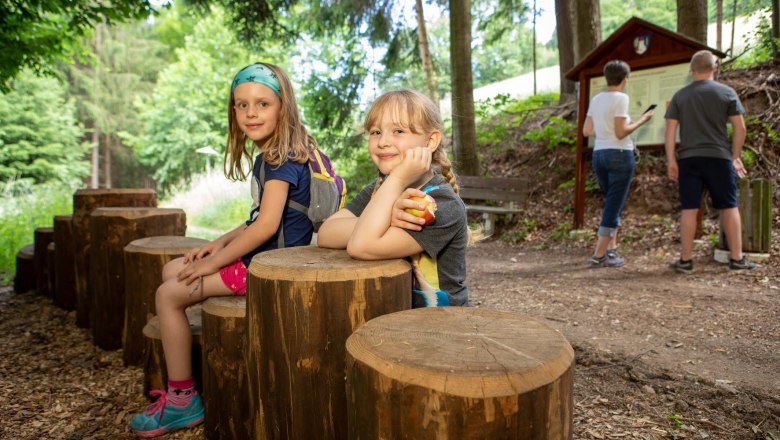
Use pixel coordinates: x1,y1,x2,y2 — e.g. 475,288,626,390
0,240,778,439
468,240,780,438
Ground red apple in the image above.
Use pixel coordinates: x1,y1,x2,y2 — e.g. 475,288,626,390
405,194,437,225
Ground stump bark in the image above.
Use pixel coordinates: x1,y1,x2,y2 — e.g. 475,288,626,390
34,227,54,297
123,236,209,367
89,207,185,350
345,307,574,440
72,189,157,328
142,306,203,396
53,215,76,310
201,296,250,440
14,244,35,294
47,242,56,297
246,247,411,440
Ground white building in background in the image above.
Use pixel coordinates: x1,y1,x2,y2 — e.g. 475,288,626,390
440,12,763,118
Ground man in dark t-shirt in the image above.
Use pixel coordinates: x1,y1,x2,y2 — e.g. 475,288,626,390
664,50,756,272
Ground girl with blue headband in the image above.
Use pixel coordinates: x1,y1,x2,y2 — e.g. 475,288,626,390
129,62,317,437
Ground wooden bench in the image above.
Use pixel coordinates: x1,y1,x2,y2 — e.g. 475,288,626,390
458,176,528,236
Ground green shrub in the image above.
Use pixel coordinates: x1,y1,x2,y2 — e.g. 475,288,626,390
522,116,576,150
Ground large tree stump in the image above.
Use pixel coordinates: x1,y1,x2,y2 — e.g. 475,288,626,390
123,236,209,367
73,189,157,328
201,296,250,440
246,247,411,440
14,244,35,294
34,227,54,297
90,207,186,350
345,308,575,440
142,306,204,396
53,215,76,310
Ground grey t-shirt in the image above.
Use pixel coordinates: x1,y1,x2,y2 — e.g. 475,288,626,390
345,174,469,306
665,80,744,160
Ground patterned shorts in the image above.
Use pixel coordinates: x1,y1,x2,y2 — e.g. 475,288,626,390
219,259,247,296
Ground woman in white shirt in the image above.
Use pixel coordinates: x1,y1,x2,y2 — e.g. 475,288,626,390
583,60,653,267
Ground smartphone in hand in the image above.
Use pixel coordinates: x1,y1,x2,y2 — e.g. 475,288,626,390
643,104,657,114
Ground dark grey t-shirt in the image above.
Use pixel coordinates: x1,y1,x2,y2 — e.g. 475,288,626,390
345,174,469,306
665,80,744,160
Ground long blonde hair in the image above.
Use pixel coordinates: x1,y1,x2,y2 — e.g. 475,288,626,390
224,62,317,180
362,90,459,194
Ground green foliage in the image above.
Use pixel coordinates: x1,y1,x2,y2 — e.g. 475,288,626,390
133,8,254,193
667,414,682,429
549,222,572,241
522,116,576,150
475,93,560,148
0,183,75,284
191,197,247,231
501,218,537,243
729,9,778,68
0,0,162,92
601,0,676,37
0,74,89,186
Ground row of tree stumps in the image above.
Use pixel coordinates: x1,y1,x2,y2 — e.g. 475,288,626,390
15,189,576,440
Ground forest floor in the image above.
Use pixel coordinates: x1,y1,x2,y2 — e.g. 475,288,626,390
0,222,778,439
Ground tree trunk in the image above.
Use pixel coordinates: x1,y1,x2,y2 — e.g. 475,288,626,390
574,0,601,62
677,0,708,44
346,308,574,439
202,296,251,440
716,0,723,51
555,0,576,103
104,133,112,189
449,0,480,176
122,236,209,367
72,189,157,329
533,0,537,95
14,244,35,294
53,215,76,310
143,308,204,396
246,247,411,440
91,127,99,189
415,0,438,103
730,0,737,56
34,227,54,297
47,242,56,298
772,0,779,60
90,207,186,350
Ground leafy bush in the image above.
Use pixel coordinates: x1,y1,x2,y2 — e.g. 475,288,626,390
522,116,576,150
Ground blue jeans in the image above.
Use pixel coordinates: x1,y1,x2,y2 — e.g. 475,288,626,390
592,149,635,237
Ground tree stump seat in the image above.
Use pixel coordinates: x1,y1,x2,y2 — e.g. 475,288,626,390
13,244,35,294
201,296,250,440
246,246,412,440
34,227,54,297
53,215,76,310
89,207,186,350
345,307,574,440
72,188,157,329
142,305,204,396
123,236,209,367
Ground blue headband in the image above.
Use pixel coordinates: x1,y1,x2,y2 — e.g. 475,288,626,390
231,63,282,97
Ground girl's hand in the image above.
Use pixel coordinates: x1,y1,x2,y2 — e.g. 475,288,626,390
391,147,432,186
183,242,224,264
391,188,429,231
177,255,220,286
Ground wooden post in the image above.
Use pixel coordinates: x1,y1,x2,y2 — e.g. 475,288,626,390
123,236,209,367
90,207,186,350
34,227,54,297
47,242,56,297
246,247,411,440
14,244,35,294
201,296,250,440
53,215,76,310
719,179,773,255
142,306,204,396
346,308,575,440
72,189,157,328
